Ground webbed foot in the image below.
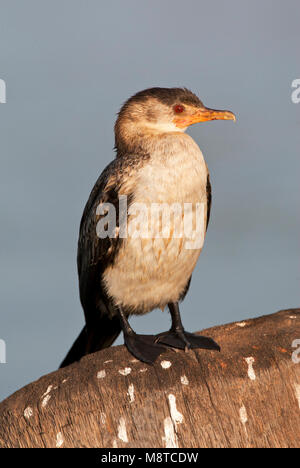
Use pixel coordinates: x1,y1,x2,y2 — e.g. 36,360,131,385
124,332,167,364
155,330,220,352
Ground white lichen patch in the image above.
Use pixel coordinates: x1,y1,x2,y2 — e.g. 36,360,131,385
97,370,106,379
56,432,64,448
239,405,248,425
161,360,172,369
236,322,247,327
118,367,132,376
294,383,300,410
24,406,33,419
118,417,128,443
41,394,51,408
245,357,256,381
168,394,183,428
100,412,106,425
162,417,179,448
139,368,148,373
104,360,113,364
41,384,54,408
41,385,53,398
180,375,189,385
127,384,135,403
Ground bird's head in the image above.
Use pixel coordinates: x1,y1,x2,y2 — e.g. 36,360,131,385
114,87,235,154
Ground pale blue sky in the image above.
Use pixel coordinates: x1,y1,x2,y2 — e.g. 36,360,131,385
0,0,299,401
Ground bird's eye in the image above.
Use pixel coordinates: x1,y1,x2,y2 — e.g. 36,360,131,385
174,104,184,114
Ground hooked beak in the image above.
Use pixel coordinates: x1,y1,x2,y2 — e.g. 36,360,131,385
174,107,236,129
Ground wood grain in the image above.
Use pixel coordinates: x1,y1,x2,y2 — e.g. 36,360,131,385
0,308,299,448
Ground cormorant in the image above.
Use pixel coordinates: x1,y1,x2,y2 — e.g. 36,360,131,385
60,87,235,367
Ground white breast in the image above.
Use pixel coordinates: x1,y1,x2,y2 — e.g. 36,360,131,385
103,133,209,314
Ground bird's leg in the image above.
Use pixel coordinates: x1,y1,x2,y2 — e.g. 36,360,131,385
155,302,221,352
117,307,166,364
118,306,135,336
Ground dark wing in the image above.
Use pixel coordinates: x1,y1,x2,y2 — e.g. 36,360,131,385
77,151,149,322
77,158,130,318
206,173,212,231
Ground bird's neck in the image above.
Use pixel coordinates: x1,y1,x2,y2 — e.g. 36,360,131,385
114,120,187,158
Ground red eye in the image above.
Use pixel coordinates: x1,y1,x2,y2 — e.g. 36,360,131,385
174,104,184,113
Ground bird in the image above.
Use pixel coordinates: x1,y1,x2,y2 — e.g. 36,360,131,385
60,87,235,367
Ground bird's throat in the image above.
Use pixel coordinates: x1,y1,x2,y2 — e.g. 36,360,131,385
115,120,186,158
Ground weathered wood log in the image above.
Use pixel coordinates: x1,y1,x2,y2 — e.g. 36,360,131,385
0,308,299,448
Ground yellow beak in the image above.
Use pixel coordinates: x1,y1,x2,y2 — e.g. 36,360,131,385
174,107,236,129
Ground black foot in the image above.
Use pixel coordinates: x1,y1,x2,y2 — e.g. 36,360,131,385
155,330,220,352
124,333,167,364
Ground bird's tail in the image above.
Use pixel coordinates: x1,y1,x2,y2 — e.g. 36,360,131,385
59,315,121,368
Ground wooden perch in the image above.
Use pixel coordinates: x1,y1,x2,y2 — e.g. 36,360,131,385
0,308,299,448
